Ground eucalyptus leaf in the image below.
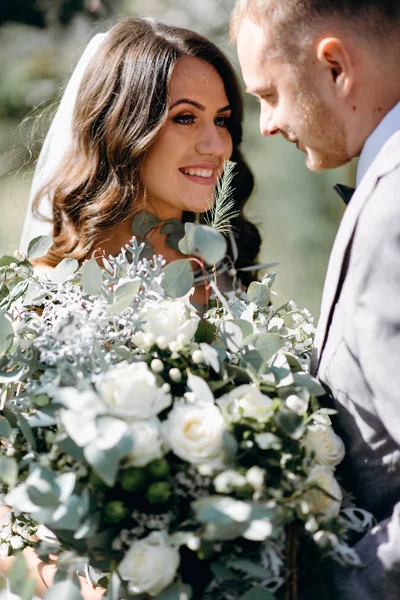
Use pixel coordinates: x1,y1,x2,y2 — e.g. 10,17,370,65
84,443,120,487
293,372,325,396
107,279,141,314
240,586,277,600
161,260,193,298
15,409,36,450
218,320,244,353
23,281,46,306
132,211,161,237
157,583,192,600
0,417,12,439
199,342,220,373
51,258,79,284
0,255,17,267
194,225,227,265
27,235,53,260
242,333,285,361
247,281,271,308
81,259,103,295
275,408,304,439
178,222,197,255
160,219,185,251
0,456,18,487
0,312,13,356
8,554,37,600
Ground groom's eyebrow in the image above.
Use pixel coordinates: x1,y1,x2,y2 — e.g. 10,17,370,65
170,99,231,112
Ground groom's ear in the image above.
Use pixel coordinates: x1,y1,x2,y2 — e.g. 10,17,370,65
316,37,353,98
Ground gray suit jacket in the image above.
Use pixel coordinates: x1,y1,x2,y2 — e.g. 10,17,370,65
311,130,400,599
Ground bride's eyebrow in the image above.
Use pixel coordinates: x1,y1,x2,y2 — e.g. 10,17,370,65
169,98,231,113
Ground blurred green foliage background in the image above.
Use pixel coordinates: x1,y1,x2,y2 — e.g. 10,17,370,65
0,0,355,318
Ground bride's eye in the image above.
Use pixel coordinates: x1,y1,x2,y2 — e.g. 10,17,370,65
215,115,230,128
174,114,196,125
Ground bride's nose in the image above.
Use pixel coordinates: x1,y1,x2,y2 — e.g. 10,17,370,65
195,124,226,156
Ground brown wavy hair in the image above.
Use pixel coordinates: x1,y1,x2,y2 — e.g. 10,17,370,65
33,17,260,276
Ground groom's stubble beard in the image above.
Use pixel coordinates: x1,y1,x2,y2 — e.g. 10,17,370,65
291,76,350,172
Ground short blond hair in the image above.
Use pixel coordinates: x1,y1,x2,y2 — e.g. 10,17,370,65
230,0,400,62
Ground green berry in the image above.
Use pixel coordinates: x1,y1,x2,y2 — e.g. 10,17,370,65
120,468,146,493
103,501,129,524
146,481,172,505
89,471,108,491
146,458,170,480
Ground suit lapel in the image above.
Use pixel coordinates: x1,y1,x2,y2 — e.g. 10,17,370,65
313,130,400,374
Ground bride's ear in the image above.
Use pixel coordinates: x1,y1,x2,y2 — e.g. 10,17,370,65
316,37,354,98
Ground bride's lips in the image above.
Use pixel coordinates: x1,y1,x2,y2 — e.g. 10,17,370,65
179,163,220,186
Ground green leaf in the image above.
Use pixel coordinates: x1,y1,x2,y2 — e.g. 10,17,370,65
161,260,194,298
194,225,227,265
255,432,282,450
242,333,285,361
275,408,304,438
199,343,220,373
218,320,244,353
15,409,36,450
132,211,161,237
0,456,18,487
23,281,46,306
230,560,272,579
0,255,17,268
44,580,83,600
8,554,36,600
107,279,141,315
0,312,13,356
240,586,277,600
195,319,217,344
84,443,120,487
293,372,325,396
0,416,12,439
157,583,192,600
51,258,79,284
81,259,103,295
178,222,197,255
160,219,185,251
27,235,53,260
247,281,271,308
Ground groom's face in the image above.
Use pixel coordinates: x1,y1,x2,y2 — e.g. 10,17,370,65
237,18,349,171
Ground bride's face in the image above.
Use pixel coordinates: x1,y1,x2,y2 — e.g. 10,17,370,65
141,56,233,220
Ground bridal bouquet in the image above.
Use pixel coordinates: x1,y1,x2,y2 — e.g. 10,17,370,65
0,229,371,600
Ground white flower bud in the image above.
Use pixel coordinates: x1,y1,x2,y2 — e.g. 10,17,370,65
169,368,182,383
246,466,265,490
156,336,168,350
151,359,164,373
191,350,204,364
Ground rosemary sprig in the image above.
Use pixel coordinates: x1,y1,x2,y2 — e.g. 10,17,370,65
204,160,240,236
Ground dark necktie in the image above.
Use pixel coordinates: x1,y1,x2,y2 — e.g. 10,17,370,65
334,183,355,206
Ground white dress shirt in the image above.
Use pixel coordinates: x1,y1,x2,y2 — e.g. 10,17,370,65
357,100,400,186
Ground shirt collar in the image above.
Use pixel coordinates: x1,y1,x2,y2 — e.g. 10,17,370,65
356,100,400,186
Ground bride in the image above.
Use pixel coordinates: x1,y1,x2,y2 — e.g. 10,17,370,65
2,17,261,598
21,17,261,305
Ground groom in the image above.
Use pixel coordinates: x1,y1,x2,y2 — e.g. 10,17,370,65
231,1,400,598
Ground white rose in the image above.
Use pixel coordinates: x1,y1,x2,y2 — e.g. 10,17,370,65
163,402,229,466
305,424,345,467
217,385,273,421
306,465,343,519
125,419,165,467
132,299,200,351
119,532,180,596
96,362,171,419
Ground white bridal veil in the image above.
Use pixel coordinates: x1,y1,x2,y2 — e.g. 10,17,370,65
19,33,108,253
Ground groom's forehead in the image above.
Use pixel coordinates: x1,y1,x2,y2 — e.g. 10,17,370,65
237,18,283,87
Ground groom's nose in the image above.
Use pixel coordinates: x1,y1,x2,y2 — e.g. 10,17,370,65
259,106,280,137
